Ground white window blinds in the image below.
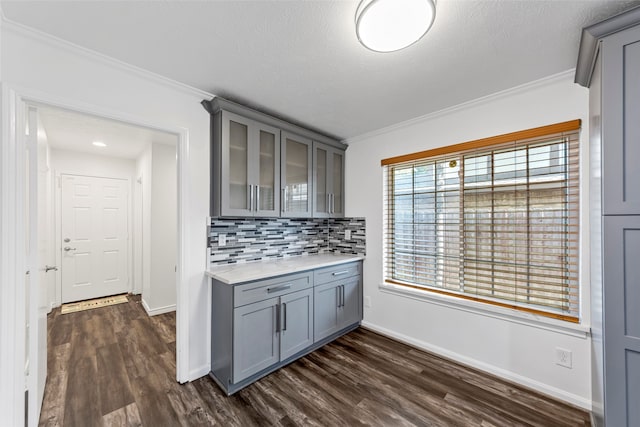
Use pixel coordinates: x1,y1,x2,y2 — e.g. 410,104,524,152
382,121,580,322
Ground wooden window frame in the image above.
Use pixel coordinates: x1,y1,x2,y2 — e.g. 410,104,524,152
382,120,581,323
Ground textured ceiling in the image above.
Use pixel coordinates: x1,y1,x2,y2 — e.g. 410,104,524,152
37,104,177,160
3,0,639,140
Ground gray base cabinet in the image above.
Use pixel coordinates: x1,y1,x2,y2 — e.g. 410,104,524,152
210,261,363,395
314,277,361,342
280,288,314,360
233,297,280,382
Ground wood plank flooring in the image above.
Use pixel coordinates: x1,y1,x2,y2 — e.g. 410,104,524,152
40,295,591,426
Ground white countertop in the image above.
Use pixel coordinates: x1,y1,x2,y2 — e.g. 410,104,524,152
206,253,365,285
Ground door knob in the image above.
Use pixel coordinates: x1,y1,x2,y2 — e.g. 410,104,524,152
64,246,76,252
64,238,70,243
45,265,58,272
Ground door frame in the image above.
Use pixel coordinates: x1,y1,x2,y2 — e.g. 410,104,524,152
56,173,132,305
0,83,191,425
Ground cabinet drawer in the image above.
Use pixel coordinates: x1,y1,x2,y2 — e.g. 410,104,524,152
234,273,312,307
314,262,361,285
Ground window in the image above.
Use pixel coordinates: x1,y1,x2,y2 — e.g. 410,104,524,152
382,121,580,322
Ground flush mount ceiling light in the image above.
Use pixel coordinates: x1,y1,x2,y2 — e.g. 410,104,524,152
355,0,436,53
92,141,107,147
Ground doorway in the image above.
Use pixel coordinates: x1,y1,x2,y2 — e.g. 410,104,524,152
25,101,180,424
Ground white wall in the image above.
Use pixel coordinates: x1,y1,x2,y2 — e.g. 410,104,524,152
50,148,135,307
2,21,211,379
345,71,593,408
138,142,177,315
51,148,136,179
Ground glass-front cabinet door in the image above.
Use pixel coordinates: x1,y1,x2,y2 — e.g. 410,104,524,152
312,141,345,218
255,125,280,217
281,132,313,217
313,144,329,217
331,149,344,217
220,111,280,217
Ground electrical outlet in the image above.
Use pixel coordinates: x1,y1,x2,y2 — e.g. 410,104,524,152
218,234,227,247
364,296,372,308
555,347,572,369
345,230,352,240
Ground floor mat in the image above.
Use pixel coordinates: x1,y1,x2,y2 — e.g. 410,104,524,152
61,294,129,314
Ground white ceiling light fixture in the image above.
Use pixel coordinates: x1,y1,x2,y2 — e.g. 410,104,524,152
92,141,107,147
355,0,436,53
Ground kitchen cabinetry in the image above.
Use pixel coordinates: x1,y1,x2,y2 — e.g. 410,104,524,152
281,132,313,218
203,97,347,219
214,111,281,217
576,7,640,426
313,262,361,341
233,286,313,382
209,257,363,395
312,142,345,218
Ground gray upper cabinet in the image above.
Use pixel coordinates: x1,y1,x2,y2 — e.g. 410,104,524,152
313,142,345,218
215,110,281,217
602,26,640,215
281,132,313,218
204,97,347,219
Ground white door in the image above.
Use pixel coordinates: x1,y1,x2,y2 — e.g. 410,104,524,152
61,175,129,303
26,106,47,426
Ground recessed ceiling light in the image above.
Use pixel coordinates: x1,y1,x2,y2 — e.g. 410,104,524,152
355,0,436,53
92,141,107,147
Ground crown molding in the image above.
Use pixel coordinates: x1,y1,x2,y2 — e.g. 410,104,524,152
575,5,640,88
343,69,575,145
0,15,215,100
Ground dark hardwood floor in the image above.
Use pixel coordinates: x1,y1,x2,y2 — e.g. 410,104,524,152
40,295,591,426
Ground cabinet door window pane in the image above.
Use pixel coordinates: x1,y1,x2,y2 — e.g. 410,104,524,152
316,148,327,212
229,120,248,210
285,138,309,212
259,130,276,211
333,152,343,213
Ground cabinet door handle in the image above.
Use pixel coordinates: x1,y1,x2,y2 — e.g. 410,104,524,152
247,184,252,211
252,184,256,211
255,185,260,212
336,286,340,308
267,284,292,293
332,270,349,276
276,303,281,333
342,285,345,307
326,193,330,214
282,188,287,212
282,302,287,331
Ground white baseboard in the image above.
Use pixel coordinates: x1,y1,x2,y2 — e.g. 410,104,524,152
189,364,211,382
141,299,176,317
360,321,592,411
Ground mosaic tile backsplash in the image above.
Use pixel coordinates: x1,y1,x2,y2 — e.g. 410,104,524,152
208,217,366,265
